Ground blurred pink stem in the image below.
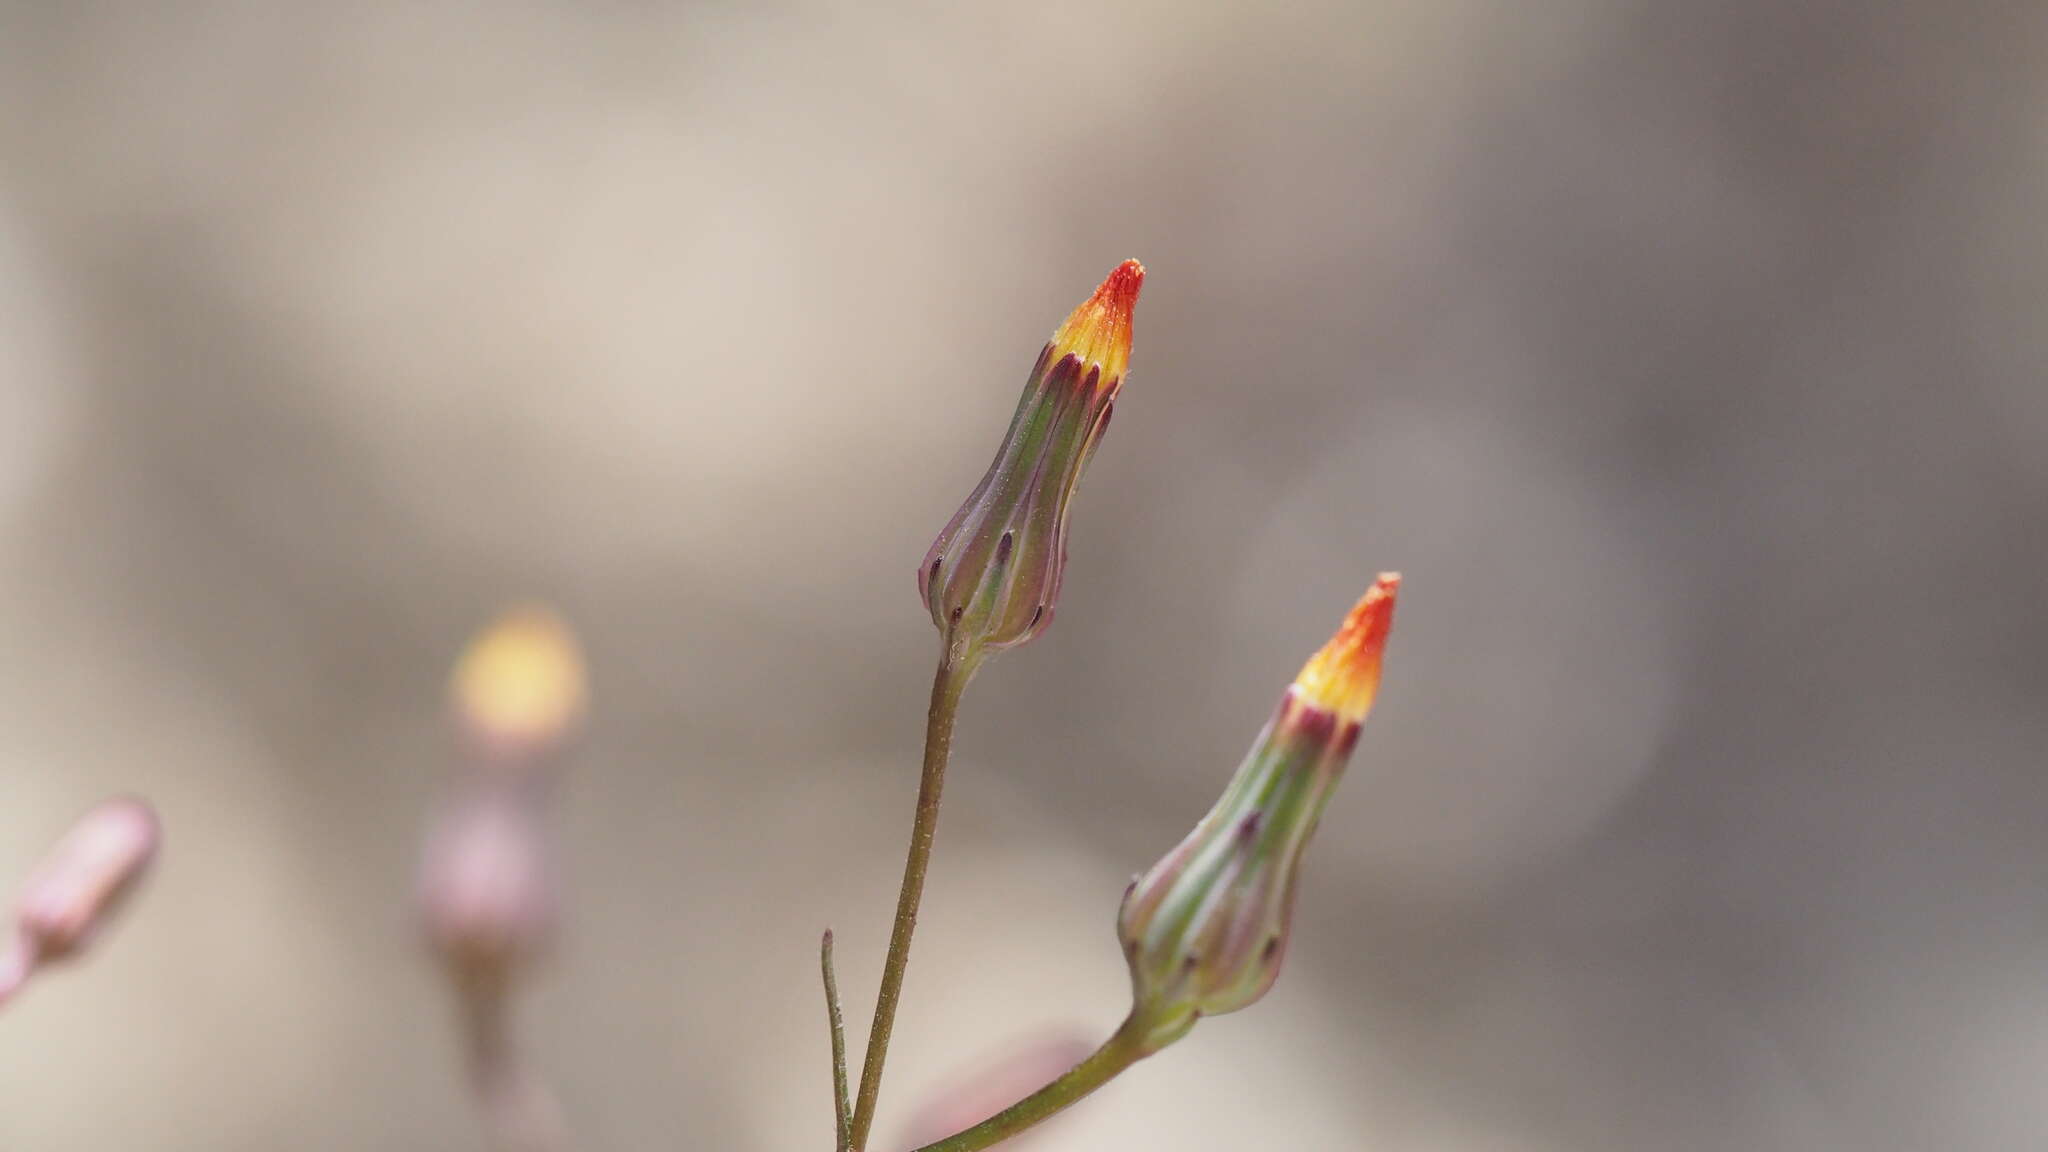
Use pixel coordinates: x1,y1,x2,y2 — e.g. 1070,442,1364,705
0,929,39,1010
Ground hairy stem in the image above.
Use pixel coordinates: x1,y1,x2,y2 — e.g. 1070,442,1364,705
823,930,852,1152
908,1017,1148,1152
849,650,974,1149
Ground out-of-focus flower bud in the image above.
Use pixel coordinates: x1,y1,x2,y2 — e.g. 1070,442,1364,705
1117,574,1399,1053
429,604,580,994
419,785,555,997
429,609,581,1150
0,797,161,1006
921,260,1144,666
452,605,587,773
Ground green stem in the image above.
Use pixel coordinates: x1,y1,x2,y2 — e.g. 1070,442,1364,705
849,650,975,1150
908,1017,1148,1152
823,930,852,1152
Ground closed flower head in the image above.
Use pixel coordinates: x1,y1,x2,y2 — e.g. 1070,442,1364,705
921,260,1144,666
1117,574,1399,1053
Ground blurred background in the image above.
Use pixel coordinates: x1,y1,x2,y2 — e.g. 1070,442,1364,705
0,2,2044,1149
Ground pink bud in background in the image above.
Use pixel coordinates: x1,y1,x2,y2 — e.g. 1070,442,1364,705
419,784,555,997
0,796,161,1007
425,606,581,995
427,606,581,1151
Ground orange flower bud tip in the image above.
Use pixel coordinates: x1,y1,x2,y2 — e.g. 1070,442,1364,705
1048,258,1145,389
1292,572,1400,723
452,605,587,749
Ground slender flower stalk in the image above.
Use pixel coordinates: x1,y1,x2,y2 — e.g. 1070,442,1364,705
822,930,852,1152
849,261,1145,1151
848,647,973,1151
907,1018,1147,1152
900,1031,1097,1149
909,575,1401,1152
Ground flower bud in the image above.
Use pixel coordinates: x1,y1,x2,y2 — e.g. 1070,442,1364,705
921,260,1144,664
419,783,555,997
0,797,161,1006
1116,574,1399,1053
427,607,578,995
452,605,587,775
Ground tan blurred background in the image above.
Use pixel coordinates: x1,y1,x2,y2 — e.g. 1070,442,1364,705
1,2,2045,1149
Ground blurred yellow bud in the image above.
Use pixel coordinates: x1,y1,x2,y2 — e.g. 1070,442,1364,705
452,605,587,767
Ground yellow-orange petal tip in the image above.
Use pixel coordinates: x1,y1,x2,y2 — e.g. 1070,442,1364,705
1293,573,1400,722
1048,259,1145,388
